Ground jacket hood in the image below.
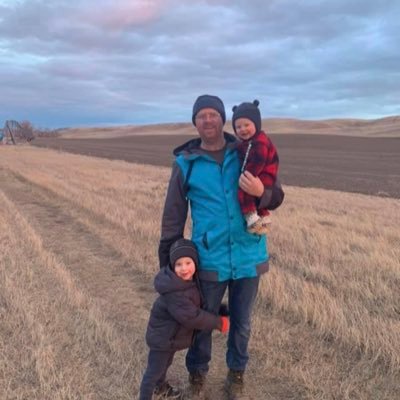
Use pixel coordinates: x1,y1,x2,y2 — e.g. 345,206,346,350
154,266,196,295
173,132,237,157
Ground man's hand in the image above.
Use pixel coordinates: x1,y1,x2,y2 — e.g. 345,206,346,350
239,171,264,197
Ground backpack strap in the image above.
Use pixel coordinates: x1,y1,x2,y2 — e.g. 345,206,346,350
183,159,194,196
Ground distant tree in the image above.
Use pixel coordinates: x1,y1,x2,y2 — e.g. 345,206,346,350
19,120,35,141
35,126,62,137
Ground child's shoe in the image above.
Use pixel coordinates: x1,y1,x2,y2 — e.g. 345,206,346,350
248,215,271,235
255,215,272,235
154,381,182,399
187,372,206,398
245,212,260,234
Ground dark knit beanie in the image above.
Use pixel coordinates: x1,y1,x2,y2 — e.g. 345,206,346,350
169,238,199,270
192,94,226,125
232,100,262,134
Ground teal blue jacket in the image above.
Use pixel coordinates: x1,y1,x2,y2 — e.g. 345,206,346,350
159,133,269,282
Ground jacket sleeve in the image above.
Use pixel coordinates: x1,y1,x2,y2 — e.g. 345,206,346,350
158,161,189,268
166,293,221,331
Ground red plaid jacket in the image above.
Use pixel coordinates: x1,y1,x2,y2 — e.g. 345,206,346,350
237,130,279,216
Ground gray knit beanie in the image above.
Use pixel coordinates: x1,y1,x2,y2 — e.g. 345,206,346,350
192,94,226,125
169,239,199,269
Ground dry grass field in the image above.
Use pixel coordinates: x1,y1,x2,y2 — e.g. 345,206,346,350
0,145,399,400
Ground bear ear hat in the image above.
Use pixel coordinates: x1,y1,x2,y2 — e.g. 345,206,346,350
253,99,260,107
232,105,238,112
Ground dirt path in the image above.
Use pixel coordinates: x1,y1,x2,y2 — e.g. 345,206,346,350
0,170,152,334
0,170,153,398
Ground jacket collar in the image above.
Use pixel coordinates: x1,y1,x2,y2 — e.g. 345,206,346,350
173,132,237,158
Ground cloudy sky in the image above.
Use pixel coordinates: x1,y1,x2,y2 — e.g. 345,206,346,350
1,0,399,128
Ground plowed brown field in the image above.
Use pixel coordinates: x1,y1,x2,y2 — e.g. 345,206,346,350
33,134,400,198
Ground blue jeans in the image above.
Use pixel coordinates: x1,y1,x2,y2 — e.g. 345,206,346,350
186,276,260,373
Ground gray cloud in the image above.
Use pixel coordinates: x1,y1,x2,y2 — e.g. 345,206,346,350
0,0,399,127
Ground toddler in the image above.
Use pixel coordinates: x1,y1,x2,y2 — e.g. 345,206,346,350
232,100,279,234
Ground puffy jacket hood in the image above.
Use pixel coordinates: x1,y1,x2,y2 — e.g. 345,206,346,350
173,132,237,157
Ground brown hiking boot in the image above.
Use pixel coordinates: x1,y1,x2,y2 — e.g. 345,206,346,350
224,369,245,400
187,371,206,398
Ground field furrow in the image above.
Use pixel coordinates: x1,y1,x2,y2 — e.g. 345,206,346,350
0,182,142,399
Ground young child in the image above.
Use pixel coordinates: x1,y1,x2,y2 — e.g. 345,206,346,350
139,238,229,400
232,100,279,234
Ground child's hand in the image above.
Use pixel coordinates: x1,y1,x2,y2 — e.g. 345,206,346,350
239,171,264,197
219,316,230,334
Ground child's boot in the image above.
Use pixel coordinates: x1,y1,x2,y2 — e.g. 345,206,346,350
154,381,182,399
187,371,206,398
254,214,272,235
245,212,261,234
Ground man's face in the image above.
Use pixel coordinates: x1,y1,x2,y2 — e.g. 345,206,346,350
194,108,224,144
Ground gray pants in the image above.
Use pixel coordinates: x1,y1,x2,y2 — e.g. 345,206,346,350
139,349,175,400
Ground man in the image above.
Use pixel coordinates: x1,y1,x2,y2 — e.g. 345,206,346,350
158,95,272,399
